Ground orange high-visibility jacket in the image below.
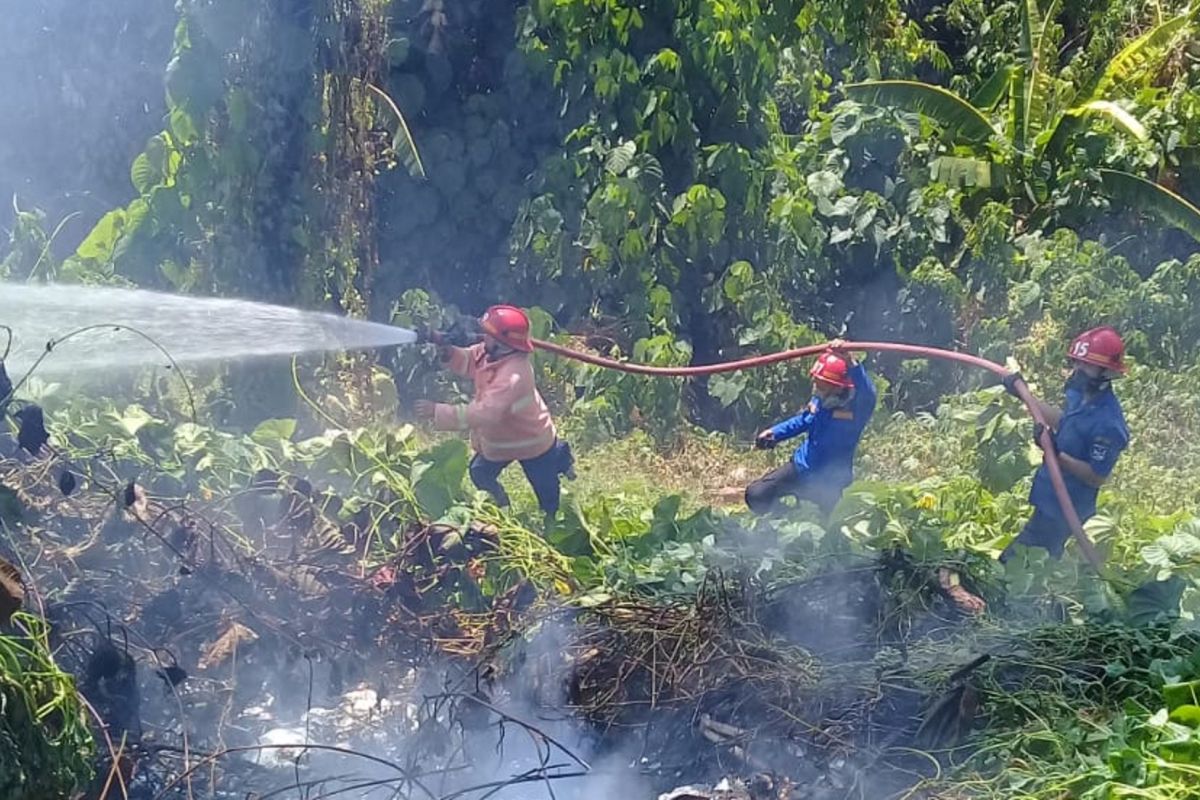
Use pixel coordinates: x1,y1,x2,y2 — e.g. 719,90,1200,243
433,344,556,462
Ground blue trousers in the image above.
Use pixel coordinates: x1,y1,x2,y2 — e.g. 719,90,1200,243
999,510,1072,562
469,440,574,515
744,462,844,517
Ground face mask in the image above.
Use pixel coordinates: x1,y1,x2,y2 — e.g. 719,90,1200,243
815,389,851,409
484,340,514,360
1067,367,1110,395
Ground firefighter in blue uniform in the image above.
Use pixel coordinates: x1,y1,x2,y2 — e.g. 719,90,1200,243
1000,326,1131,561
745,341,877,517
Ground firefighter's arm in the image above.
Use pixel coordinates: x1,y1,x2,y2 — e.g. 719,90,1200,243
770,405,816,443
849,362,877,411
1001,373,1063,428
1060,427,1125,489
441,344,483,379
432,402,470,432
436,371,526,433
827,338,855,365
1056,454,1108,489
1025,396,1064,428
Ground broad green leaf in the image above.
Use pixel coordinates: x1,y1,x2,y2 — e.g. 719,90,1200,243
605,140,637,175
844,81,1001,144
1165,679,1200,711
130,153,156,195
366,82,426,179
1127,575,1186,626
709,371,747,408
1009,63,1028,153
1079,10,1195,104
412,439,468,518
75,209,127,264
1042,100,1148,162
1142,532,1200,569
250,418,298,447
930,156,1001,189
1169,704,1200,727
806,170,843,199
111,406,155,437
830,109,863,145
1100,169,1200,244
970,65,1013,111
1021,0,1061,142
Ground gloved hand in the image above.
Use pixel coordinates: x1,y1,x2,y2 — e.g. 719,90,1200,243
755,429,776,450
444,317,483,347
414,400,437,421
1033,421,1057,452
1001,372,1025,398
414,325,445,346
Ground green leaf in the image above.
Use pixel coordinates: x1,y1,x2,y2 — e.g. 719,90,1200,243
112,406,156,437
412,439,469,518
970,65,1013,111
1100,169,1200,244
1079,10,1195,104
1021,0,1061,142
844,81,1001,144
366,83,426,179
250,418,298,447
1165,679,1200,712
74,208,133,266
830,109,863,145
709,371,747,408
1127,575,1186,626
1168,704,1200,727
1043,100,1149,162
930,156,1000,189
605,140,637,175
806,170,843,199
1075,100,1147,141
130,153,156,195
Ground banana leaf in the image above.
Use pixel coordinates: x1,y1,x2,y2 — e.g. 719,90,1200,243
844,81,1000,144
1100,168,1200,243
365,83,426,179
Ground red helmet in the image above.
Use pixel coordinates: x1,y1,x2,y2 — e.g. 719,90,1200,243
1068,326,1126,374
809,352,854,389
479,305,533,352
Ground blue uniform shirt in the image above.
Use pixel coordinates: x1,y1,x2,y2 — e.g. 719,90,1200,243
1029,385,1128,522
770,363,877,489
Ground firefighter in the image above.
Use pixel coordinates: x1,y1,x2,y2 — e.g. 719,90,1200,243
746,341,877,516
1000,326,1130,561
413,305,575,516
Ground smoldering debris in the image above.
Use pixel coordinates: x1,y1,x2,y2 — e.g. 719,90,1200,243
1,440,1112,800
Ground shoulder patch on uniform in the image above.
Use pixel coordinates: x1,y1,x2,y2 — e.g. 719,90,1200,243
833,409,855,420
1090,439,1111,463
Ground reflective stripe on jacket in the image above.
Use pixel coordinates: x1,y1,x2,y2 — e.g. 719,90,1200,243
432,344,556,462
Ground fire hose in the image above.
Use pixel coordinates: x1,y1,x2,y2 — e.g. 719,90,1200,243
531,337,1103,571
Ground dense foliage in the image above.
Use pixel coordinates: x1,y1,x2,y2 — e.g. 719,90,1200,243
0,614,93,800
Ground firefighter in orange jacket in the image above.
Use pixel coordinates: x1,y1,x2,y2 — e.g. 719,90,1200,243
414,305,574,515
